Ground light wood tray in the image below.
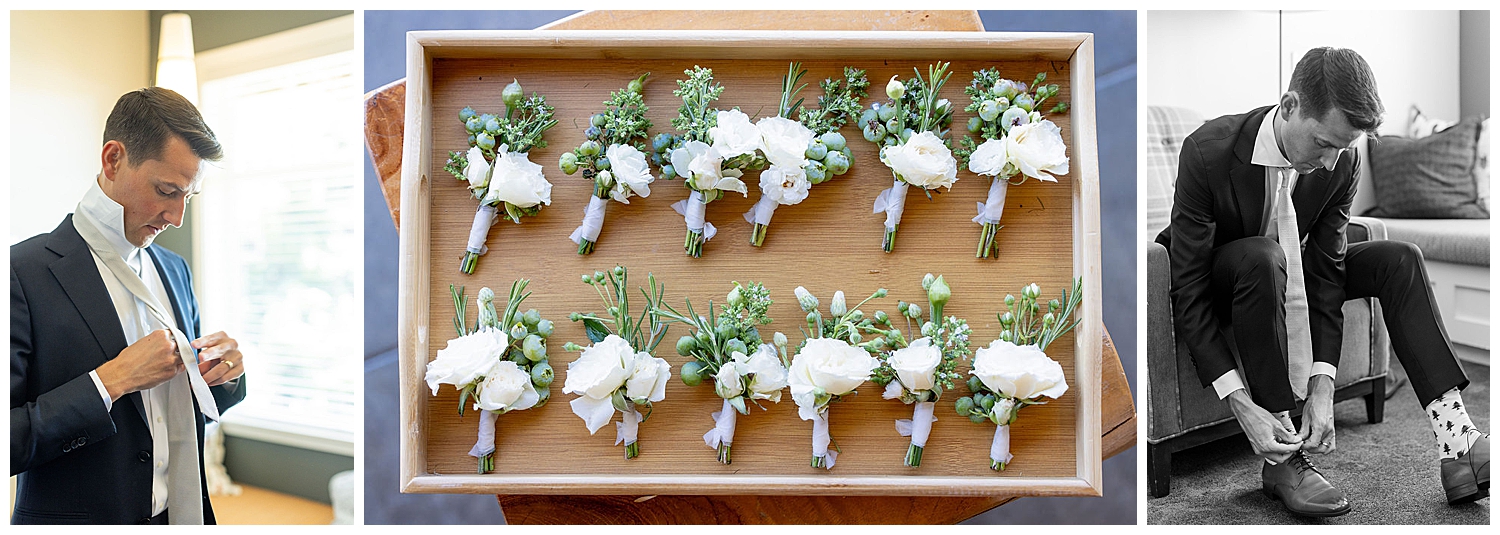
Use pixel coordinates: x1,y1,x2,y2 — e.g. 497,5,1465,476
398,30,1102,497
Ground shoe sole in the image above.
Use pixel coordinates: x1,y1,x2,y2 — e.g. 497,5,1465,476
1447,480,1488,505
1263,486,1353,517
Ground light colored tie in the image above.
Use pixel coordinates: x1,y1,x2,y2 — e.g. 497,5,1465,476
1275,168,1314,400
73,210,218,525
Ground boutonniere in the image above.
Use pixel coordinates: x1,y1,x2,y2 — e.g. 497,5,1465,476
652,282,786,464
560,266,672,459
955,70,1070,259
647,66,767,257
869,274,970,467
424,281,554,473
442,80,558,274
956,278,1081,471
745,63,867,246
786,286,888,469
860,63,957,252
560,74,654,255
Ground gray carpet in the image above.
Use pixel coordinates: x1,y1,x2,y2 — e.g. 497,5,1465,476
1148,361,1491,524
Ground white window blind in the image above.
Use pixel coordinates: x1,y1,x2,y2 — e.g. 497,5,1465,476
194,48,360,452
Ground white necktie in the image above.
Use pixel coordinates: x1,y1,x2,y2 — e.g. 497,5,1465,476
1275,168,1314,400
73,211,218,525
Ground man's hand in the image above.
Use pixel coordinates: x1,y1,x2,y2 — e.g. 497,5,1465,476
1299,374,1337,454
95,329,184,400
192,331,244,387
1226,389,1303,463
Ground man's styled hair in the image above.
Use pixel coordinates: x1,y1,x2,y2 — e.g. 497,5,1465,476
101,87,223,165
1287,47,1385,134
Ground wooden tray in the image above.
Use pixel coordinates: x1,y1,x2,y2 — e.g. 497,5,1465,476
398,30,1102,497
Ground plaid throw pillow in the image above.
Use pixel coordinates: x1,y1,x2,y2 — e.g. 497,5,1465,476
1365,116,1488,219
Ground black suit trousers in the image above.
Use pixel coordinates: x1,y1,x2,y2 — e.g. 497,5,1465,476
1211,237,1468,412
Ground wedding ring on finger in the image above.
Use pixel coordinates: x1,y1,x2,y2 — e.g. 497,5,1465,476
226,361,235,369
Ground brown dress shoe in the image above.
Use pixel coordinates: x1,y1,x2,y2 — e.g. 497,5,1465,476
1261,451,1352,517
1441,434,1489,505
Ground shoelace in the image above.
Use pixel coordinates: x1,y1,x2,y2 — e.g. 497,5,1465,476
1289,450,1322,475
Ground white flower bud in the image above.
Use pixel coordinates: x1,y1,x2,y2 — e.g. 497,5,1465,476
886,75,906,100
830,291,847,317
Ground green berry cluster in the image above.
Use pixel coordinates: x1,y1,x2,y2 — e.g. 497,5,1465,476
449,280,557,419
859,63,955,148
656,281,775,405
558,73,653,186
954,69,1067,165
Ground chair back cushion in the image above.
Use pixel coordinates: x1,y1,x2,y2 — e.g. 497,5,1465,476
1147,106,1205,238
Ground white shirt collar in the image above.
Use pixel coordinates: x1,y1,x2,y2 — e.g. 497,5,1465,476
1251,105,1294,169
78,179,144,266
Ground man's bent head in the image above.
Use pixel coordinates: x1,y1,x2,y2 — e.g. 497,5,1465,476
97,87,222,248
1276,47,1384,174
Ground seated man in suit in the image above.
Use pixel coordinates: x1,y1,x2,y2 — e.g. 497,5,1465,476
12,87,248,524
1156,47,1487,516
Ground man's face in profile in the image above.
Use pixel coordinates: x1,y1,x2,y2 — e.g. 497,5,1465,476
101,135,204,248
1278,94,1363,175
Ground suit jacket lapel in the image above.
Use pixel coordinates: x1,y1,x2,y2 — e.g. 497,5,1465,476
45,215,148,425
1228,106,1273,238
146,247,195,343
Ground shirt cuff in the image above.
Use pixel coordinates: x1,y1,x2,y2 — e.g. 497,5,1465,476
88,370,114,412
1311,362,1337,380
1211,369,1246,400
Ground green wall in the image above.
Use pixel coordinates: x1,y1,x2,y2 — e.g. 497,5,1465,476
224,436,353,504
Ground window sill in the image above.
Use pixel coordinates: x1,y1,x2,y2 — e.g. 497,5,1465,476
219,412,354,458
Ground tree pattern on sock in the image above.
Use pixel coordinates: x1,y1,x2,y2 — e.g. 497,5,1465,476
1427,387,1484,460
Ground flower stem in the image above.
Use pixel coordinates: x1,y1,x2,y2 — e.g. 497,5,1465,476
478,453,493,474
883,225,898,253
905,444,924,467
991,459,1007,471
976,222,1002,259
810,455,826,469
460,252,480,274
625,441,639,459
717,443,733,464
750,223,768,247
684,229,704,257
578,239,595,255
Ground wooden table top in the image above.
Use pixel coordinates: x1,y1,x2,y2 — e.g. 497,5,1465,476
364,9,1135,524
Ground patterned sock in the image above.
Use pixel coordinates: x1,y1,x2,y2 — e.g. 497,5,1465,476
1426,387,1484,460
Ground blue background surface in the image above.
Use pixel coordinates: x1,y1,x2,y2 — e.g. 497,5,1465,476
363,10,1137,524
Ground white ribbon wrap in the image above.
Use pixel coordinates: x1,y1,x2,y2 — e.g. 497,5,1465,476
743,195,779,226
466,204,499,255
872,179,910,232
614,405,643,446
568,196,609,245
894,401,938,447
812,410,838,468
468,409,498,458
702,398,739,449
671,190,717,241
990,424,1014,465
972,178,1009,225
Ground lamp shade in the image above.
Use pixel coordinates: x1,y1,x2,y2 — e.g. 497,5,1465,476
155,13,198,104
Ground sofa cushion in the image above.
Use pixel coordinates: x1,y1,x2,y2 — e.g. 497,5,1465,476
1147,106,1204,238
1365,117,1487,219
1380,218,1490,267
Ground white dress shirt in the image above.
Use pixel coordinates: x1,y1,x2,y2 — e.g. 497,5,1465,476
1210,106,1338,399
80,182,174,515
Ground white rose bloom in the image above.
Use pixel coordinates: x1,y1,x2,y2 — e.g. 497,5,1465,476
971,339,1069,400
563,334,635,434
714,361,746,399
755,116,814,168
788,338,878,420
481,145,553,208
709,109,763,160
623,351,671,404
425,329,509,395
967,138,1010,177
735,345,788,402
473,360,540,413
1003,120,1069,183
758,165,811,206
888,337,943,392
463,146,491,191
880,131,958,189
671,140,746,195
605,144,654,201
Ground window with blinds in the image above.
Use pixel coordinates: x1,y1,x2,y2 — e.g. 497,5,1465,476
194,48,359,453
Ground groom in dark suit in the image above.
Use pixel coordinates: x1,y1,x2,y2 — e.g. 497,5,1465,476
1156,47,1486,516
11,87,248,524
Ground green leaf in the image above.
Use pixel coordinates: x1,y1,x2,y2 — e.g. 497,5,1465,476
582,318,611,343
729,396,748,415
458,384,474,417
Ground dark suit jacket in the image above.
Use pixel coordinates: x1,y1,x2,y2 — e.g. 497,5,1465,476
1154,105,1360,388
11,214,247,524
